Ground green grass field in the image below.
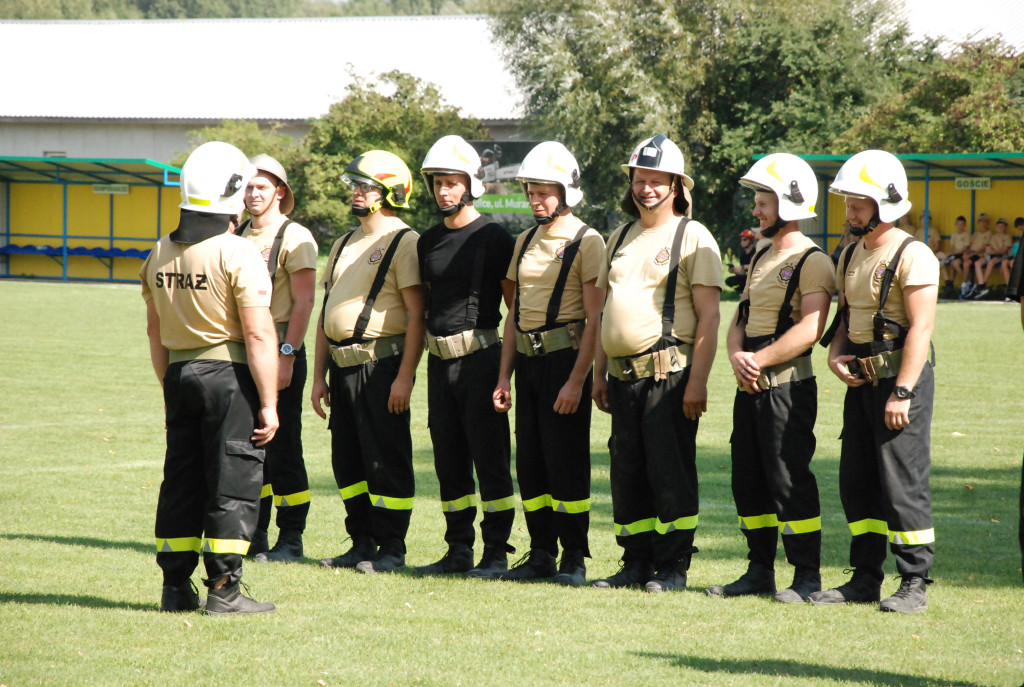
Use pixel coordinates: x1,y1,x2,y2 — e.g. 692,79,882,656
1,279,1021,686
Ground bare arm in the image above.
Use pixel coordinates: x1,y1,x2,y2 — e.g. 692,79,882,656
726,306,758,393
827,291,866,388
591,319,610,414
145,299,169,385
683,284,721,420
278,267,316,390
553,280,605,414
493,306,517,413
310,313,331,420
751,291,831,368
886,283,937,430
389,284,425,414
239,305,279,446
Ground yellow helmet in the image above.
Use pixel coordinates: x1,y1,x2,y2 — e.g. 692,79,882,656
342,150,414,215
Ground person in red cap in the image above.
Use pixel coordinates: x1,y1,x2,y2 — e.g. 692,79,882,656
725,229,757,292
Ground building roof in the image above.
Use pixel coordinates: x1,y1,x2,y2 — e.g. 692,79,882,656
0,156,179,185
0,16,521,122
778,152,1024,182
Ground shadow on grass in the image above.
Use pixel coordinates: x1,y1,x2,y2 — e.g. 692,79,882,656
635,653,980,687
0,533,152,555
0,592,153,612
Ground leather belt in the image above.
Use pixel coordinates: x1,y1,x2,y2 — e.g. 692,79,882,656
330,334,405,368
515,321,584,357
426,328,499,360
608,342,693,382
169,341,247,364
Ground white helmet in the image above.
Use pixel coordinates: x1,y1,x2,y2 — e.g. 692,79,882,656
420,135,486,199
739,153,818,221
829,150,911,223
179,141,256,215
622,134,694,190
516,141,584,208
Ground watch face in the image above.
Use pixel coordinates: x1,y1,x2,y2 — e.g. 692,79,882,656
280,343,295,355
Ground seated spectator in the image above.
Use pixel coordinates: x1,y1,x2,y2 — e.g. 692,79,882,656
973,217,1014,299
911,211,943,255
942,215,970,298
960,213,992,299
725,228,757,292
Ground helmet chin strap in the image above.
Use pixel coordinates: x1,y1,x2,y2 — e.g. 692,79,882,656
351,199,383,218
437,191,473,218
535,200,568,225
760,216,788,238
849,214,881,237
632,190,671,213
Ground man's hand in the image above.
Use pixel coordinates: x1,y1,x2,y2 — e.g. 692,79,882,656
682,382,707,421
829,353,866,388
311,377,330,419
252,406,279,446
885,395,911,431
592,376,611,414
388,373,413,414
554,379,583,415
277,355,295,390
493,378,512,413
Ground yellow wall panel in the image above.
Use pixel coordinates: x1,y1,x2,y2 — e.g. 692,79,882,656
10,185,64,241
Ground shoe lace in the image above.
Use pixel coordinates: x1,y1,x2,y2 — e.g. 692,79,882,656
239,580,260,602
889,574,922,599
509,551,533,570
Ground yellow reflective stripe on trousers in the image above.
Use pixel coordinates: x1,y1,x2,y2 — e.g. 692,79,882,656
369,492,414,511
203,538,250,555
522,494,552,511
156,536,202,553
655,515,698,534
441,494,479,512
848,518,889,536
552,497,590,514
615,517,657,537
889,528,935,546
260,483,274,499
274,490,311,507
340,481,369,500
481,495,516,512
738,513,779,530
779,516,821,535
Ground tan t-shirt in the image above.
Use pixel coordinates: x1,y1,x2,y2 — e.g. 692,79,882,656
948,230,971,253
988,231,1012,254
321,225,420,341
836,229,939,344
507,220,605,332
140,233,271,350
969,230,991,252
742,236,835,337
240,218,318,324
598,217,723,357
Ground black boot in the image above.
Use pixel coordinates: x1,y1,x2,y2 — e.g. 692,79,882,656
160,580,204,612
414,544,475,575
808,568,882,605
705,561,776,597
247,529,269,558
205,582,275,615
355,539,406,574
500,549,557,581
255,528,303,563
466,546,509,580
320,537,378,569
880,574,931,614
645,561,688,593
553,550,587,587
592,559,654,589
774,568,821,603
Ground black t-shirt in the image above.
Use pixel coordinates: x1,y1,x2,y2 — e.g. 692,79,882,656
418,215,515,335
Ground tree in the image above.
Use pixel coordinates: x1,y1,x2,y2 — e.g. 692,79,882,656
835,38,1024,153
292,70,487,243
176,119,298,169
488,0,936,242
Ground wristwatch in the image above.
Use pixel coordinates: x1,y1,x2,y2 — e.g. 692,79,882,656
279,343,297,356
893,385,916,400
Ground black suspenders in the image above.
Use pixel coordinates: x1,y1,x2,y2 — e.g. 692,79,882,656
236,218,293,292
514,224,590,330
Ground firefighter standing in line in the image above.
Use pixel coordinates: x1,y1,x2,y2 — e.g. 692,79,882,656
591,134,723,593
705,153,833,603
142,141,278,615
491,141,606,586
413,135,518,579
809,149,939,613
313,150,425,574
239,154,318,563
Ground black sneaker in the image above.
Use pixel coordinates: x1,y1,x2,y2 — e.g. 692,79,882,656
466,546,509,580
205,582,275,615
254,529,303,563
500,550,557,581
553,550,587,587
414,545,474,575
160,580,204,612
808,569,881,605
706,562,776,598
320,537,378,569
773,569,821,603
644,563,687,593
592,560,654,589
880,575,930,614
972,287,990,300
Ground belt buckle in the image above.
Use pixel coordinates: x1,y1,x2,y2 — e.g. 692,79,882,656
528,332,545,356
618,356,635,380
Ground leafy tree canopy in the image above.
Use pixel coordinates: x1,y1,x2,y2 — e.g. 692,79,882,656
0,0,484,18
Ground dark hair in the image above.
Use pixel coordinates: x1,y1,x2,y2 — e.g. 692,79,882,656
1015,217,1024,228
956,215,966,223
619,170,690,218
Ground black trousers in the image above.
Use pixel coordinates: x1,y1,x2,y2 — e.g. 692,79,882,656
328,356,414,549
840,362,935,579
427,344,514,551
607,367,699,568
514,348,592,557
730,379,821,572
257,346,310,532
155,360,264,587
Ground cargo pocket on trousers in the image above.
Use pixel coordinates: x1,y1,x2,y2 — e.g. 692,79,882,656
220,440,266,501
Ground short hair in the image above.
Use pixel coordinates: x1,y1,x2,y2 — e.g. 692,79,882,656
1015,217,1024,228
956,215,966,223
619,170,690,218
